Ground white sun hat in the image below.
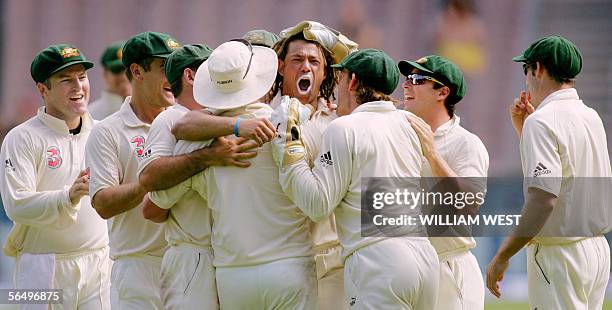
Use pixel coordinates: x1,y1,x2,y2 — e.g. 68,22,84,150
193,39,278,109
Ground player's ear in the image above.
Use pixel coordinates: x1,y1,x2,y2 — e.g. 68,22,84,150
437,86,450,101
130,63,144,81
348,73,358,91
184,68,195,86
278,58,285,77
36,81,49,98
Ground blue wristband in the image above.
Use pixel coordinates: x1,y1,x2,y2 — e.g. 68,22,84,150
233,118,241,137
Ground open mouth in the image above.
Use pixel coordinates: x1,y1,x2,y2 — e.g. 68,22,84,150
404,94,415,101
70,95,84,102
296,75,312,95
163,87,172,93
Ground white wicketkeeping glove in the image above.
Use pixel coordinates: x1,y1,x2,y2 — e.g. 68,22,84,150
270,96,313,168
280,21,359,64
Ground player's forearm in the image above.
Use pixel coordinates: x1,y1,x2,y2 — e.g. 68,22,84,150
280,162,336,222
495,188,556,260
91,182,147,219
3,187,77,228
172,111,235,141
140,153,208,191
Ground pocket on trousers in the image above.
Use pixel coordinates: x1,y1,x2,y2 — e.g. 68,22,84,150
533,244,551,285
184,253,201,294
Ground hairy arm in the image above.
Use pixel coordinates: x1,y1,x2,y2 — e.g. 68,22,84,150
172,110,276,145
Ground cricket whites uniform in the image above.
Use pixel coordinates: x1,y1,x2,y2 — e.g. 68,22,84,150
1,107,110,309
421,115,489,310
87,97,167,309
137,104,218,310
88,90,124,120
272,95,348,310
279,101,439,309
151,102,316,310
519,88,611,309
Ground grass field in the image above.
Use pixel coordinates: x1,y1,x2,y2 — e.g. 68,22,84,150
485,300,612,309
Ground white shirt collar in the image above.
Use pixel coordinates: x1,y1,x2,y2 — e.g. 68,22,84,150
37,106,94,135
537,88,580,110
351,101,396,114
433,115,461,137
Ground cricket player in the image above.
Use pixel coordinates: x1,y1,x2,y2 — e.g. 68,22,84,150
399,55,489,310
150,40,316,309
1,44,110,309
271,49,439,309
89,41,131,120
486,35,611,309
138,43,270,309
85,31,179,309
170,22,358,310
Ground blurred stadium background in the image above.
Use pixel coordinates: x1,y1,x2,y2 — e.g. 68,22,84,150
0,0,611,308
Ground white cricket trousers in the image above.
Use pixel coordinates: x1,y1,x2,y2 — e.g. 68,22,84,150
527,236,610,310
14,247,112,310
434,250,484,310
110,255,163,310
316,244,348,310
160,244,218,310
215,256,317,309
344,238,439,310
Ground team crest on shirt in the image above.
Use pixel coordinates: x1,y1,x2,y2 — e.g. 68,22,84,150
46,146,63,169
130,135,146,158
5,158,15,173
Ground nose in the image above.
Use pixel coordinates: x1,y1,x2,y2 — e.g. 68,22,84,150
300,60,312,73
402,79,411,89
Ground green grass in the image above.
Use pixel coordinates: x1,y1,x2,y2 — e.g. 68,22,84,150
485,301,612,309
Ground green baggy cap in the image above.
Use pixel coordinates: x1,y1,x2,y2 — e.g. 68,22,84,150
122,31,180,67
101,40,127,74
512,35,582,78
331,48,399,95
398,55,467,103
31,44,94,83
165,44,213,84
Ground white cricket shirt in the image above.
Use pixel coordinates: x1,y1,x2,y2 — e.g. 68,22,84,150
1,107,108,256
88,90,124,120
86,97,167,259
150,102,312,267
138,104,212,248
422,116,489,257
279,101,426,259
520,88,612,244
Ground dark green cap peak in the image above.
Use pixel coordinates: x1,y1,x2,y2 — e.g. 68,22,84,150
122,31,180,67
512,35,582,79
100,40,127,74
398,55,467,103
242,30,280,48
331,49,399,95
30,44,94,83
165,44,213,84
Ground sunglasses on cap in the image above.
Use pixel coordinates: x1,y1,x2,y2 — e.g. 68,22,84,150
405,74,445,87
229,38,254,79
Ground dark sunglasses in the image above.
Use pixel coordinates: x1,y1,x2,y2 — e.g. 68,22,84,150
229,38,254,79
405,74,445,86
522,63,534,75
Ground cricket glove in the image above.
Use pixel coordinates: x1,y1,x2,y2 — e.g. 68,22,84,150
280,20,359,64
270,96,312,168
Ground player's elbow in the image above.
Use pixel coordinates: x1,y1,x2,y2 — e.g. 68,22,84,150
91,195,113,220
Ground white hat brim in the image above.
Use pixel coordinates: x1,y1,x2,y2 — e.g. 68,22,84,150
193,46,278,110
